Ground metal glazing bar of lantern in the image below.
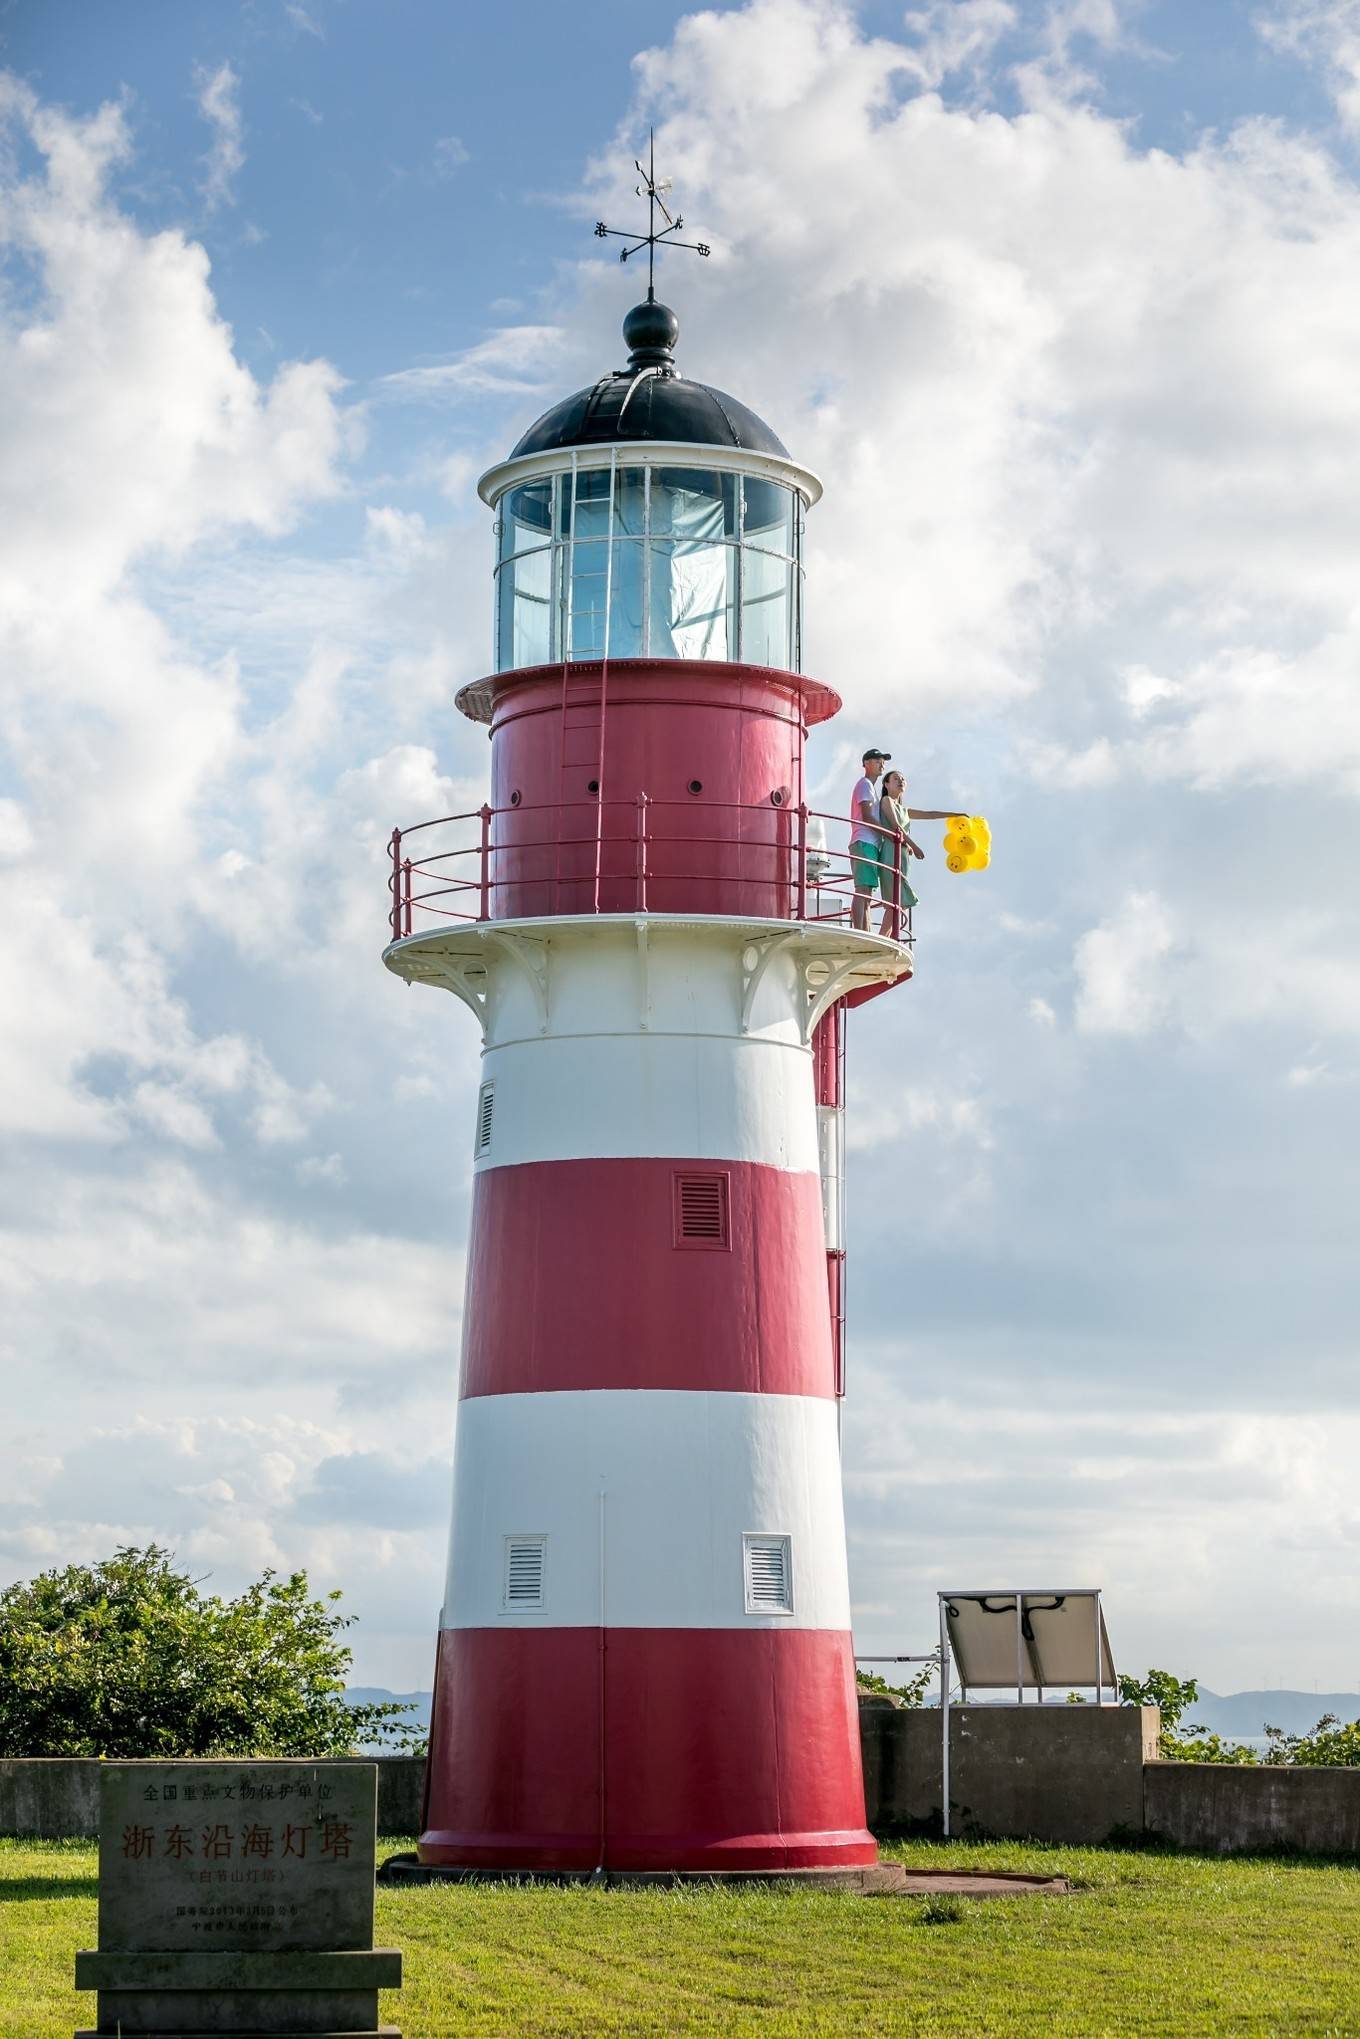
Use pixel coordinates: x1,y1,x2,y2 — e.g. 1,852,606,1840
602,448,617,667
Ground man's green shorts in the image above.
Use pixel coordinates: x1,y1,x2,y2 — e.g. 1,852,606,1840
852,843,881,891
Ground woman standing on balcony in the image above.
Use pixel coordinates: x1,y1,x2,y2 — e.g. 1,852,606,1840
875,772,967,939
874,771,919,938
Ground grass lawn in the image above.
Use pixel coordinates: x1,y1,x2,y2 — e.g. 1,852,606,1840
4,1834,1359,2037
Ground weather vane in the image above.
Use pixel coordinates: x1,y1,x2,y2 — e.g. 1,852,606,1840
594,130,711,302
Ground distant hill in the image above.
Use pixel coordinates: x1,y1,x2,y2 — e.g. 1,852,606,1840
1192,1689,1360,1737
345,1687,432,1744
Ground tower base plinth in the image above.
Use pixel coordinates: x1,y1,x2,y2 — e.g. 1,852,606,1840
381,1853,902,1892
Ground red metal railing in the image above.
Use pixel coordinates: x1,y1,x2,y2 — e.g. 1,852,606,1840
387,798,914,944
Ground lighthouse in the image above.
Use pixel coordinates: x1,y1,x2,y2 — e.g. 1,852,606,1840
383,213,913,1870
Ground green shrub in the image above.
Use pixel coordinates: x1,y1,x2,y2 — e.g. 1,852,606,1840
857,1655,940,1707
0,1545,419,1758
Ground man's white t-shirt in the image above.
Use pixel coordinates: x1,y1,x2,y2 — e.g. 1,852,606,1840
850,774,877,844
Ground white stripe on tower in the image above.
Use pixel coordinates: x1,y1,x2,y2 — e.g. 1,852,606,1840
442,1390,851,1629
475,1032,820,1173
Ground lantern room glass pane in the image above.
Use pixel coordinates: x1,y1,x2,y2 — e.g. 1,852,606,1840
609,538,646,656
568,537,609,658
741,545,792,668
497,547,554,669
572,467,612,542
652,467,738,542
614,467,647,538
650,539,736,659
500,478,555,560
742,476,794,556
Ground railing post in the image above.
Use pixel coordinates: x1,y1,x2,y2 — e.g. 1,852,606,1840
796,804,808,923
636,792,649,914
402,857,412,937
892,829,903,942
389,828,401,940
479,804,492,922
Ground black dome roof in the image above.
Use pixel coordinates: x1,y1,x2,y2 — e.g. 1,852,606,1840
510,301,789,461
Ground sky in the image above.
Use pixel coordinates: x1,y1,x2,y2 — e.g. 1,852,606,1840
3,0,1360,1696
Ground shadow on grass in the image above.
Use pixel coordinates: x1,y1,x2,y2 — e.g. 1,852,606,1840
0,1873,99,1901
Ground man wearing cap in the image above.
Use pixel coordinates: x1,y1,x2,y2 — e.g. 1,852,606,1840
850,748,891,930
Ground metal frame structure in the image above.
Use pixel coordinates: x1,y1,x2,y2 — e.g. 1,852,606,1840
937,1588,1114,1838
480,435,823,509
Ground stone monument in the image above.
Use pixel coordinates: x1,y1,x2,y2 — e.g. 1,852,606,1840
74,1761,401,2037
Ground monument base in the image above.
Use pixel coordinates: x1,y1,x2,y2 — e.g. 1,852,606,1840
75,1950,401,2036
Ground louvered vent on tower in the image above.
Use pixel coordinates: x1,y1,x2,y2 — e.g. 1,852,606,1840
474,1081,495,1158
673,1170,731,1250
743,1533,793,1615
502,1535,546,1611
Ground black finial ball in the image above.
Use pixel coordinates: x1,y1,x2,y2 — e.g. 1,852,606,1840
623,299,679,367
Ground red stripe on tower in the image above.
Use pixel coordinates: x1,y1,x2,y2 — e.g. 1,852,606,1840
460,1157,835,1399
422,1628,875,1871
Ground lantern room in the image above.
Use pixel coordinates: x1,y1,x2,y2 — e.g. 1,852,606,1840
481,301,817,675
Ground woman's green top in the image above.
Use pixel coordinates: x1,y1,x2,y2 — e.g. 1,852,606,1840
877,793,919,909
879,793,909,838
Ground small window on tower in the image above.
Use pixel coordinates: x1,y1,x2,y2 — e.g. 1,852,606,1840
502,1535,547,1612
743,1533,793,1615
673,1170,730,1250
474,1081,495,1158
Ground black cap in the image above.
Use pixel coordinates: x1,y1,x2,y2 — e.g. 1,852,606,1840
863,747,892,762
622,299,680,369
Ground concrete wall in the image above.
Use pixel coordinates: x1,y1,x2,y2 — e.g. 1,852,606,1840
0,1759,103,1840
861,1701,1159,1844
0,1757,426,1841
1147,1761,1360,1858
5,1722,1359,1858
366,1755,424,1836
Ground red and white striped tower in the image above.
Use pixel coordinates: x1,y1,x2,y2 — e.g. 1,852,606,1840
384,296,912,1872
